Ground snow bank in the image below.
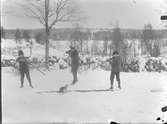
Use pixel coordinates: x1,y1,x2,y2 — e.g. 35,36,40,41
1,39,17,49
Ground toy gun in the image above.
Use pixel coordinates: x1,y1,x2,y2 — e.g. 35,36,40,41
106,56,113,63
66,49,74,56
29,63,45,75
15,56,46,76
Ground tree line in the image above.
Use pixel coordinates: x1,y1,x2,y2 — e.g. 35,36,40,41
1,24,166,60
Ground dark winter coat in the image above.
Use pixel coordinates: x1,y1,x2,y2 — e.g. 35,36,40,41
110,55,121,72
16,56,29,72
66,48,80,72
70,49,79,63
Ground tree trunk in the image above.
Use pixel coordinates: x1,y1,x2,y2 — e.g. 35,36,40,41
86,40,89,54
109,42,112,55
30,40,32,57
45,0,50,68
45,34,49,68
80,40,83,53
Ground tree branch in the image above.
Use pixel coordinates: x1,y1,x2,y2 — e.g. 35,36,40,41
18,1,46,26
29,1,45,21
48,0,71,30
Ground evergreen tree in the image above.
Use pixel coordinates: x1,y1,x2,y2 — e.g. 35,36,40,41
23,30,31,42
1,26,6,39
112,27,123,53
112,25,128,70
141,24,160,57
34,33,43,44
15,29,22,44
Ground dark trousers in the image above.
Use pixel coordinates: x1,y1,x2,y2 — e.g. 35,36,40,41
72,69,78,82
110,72,121,88
20,69,32,86
71,65,78,83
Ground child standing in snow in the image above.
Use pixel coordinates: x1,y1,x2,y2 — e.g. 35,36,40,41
16,50,33,88
108,51,121,90
66,46,79,85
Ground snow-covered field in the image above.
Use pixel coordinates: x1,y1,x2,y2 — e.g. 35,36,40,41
1,39,167,123
2,67,167,123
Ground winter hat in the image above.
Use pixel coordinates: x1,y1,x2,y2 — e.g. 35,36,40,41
18,50,24,56
113,51,119,55
70,45,75,49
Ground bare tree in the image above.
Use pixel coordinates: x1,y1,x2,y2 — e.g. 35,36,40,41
153,41,161,57
14,0,82,68
103,37,108,56
91,40,99,56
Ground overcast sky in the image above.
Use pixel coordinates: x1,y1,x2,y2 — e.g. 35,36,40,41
1,0,167,29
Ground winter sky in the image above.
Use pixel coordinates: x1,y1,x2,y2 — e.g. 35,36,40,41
1,0,167,29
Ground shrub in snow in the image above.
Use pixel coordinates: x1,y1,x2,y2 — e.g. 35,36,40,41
1,38,167,72
145,57,167,72
48,56,59,66
1,59,16,67
97,56,167,72
58,58,68,69
127,60,140,72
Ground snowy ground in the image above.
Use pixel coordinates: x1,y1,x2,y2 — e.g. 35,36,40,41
2,67,167,123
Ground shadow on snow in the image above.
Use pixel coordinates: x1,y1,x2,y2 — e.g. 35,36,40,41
36,88,116,94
